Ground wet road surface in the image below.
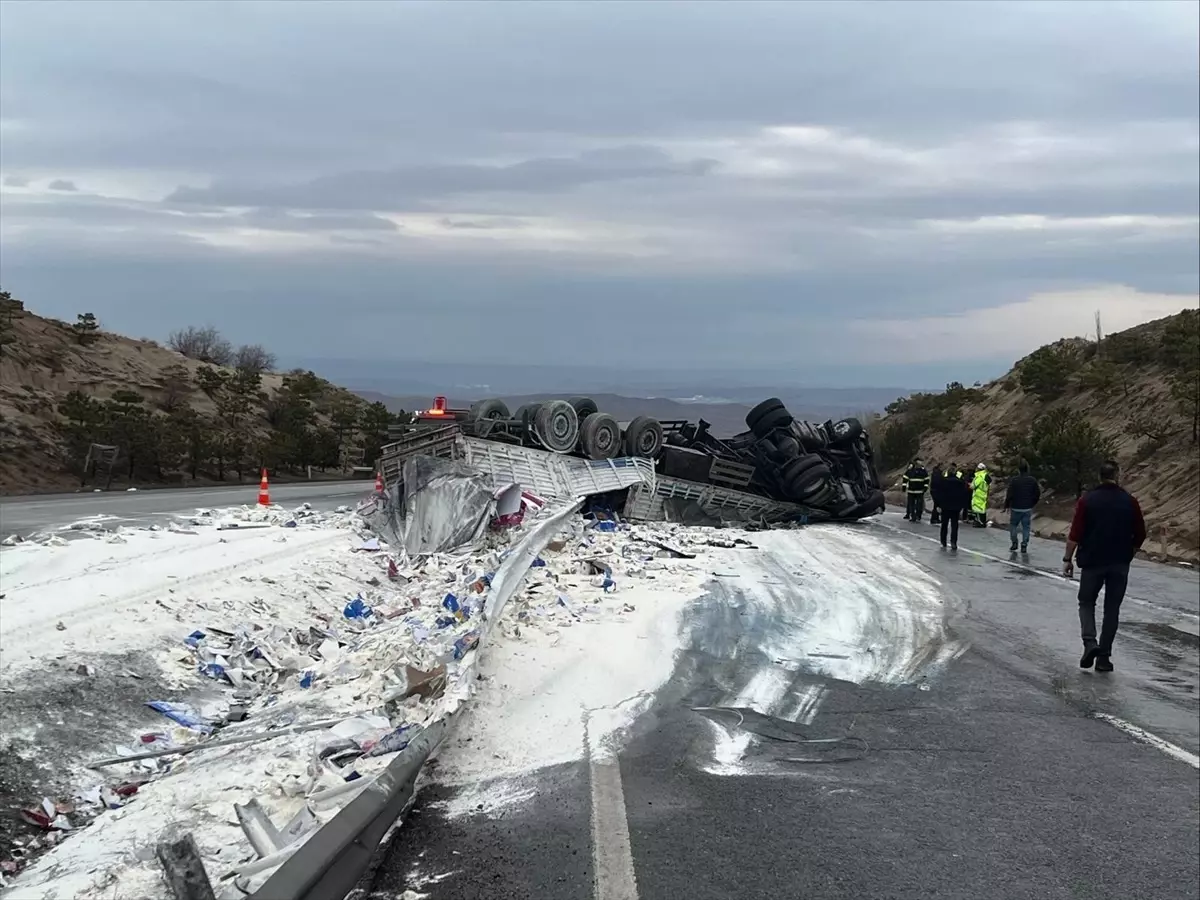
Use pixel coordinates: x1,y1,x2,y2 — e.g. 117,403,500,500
0,480,371,537
372,519,1199,900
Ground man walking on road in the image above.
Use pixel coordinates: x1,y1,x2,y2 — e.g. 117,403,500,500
1004,459,1041,554
933,461,969,550
1063,460,1146,673
902,459,929,522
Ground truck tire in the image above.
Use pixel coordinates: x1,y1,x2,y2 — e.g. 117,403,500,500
756,406,794,437
533,400,580,454
514,403,541,422
774,434,801,459
468,398,511,421
568,396,599,420
580,413,622,460
781,453,823,485
624,416,664,459
829,417,864,444
746,398,785,431
790,465,832,499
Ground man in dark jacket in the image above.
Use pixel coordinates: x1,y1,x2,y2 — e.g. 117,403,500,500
929,464,944,525
1063,460,1146,673
1004,459,1041,554
935,461,970,550
902,459,929,522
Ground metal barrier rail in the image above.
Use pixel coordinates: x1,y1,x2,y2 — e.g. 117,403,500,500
233,501,585,900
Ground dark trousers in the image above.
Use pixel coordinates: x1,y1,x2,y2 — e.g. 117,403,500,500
939,509,960,547
906,493,925,521
1078,563,1130,656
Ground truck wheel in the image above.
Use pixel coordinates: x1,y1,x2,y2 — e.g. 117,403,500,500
781,453,823,484
751,406,794,439
774,435,801,461
568,396,599,420
746,398,785,431
581,413,621,459
468,398,510,421
829,417,864,444
790,465,831,499
534,400,580,453
624,416,664,458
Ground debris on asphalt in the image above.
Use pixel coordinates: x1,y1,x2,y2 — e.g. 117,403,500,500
3,491,722,899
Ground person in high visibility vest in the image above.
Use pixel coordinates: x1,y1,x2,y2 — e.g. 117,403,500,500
903,458,929,522
971,463,992,527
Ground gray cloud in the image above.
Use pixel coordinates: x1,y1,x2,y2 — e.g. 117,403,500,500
238,208,398,232
167,147,717,209
46,179,78,192
0,0,1196,380
439,217,528,231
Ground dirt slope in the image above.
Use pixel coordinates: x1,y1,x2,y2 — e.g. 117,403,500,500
0,298,354,494
878,310,1200,562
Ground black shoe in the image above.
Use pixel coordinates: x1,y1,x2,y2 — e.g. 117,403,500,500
950,544,957,551
1095,656,1114,673
1079,645,1100,669
1020,544,1028,554
940,541,947,549
1010,542,1018,553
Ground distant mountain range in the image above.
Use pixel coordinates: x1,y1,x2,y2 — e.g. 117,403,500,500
353,389,902,436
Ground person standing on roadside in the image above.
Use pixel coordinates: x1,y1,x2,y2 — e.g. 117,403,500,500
929,463,944,526
1004,459,1041,554
1063,460,1146,673
934,461,969,550
970,463,992,527
902,458,929,522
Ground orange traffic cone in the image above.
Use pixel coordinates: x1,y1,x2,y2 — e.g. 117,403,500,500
258,468,270,506
374,471,384,493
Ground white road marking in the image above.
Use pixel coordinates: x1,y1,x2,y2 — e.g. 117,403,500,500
871,520,1200,622
873,520,1200,769
1093,714,1200,770
586,714,640,900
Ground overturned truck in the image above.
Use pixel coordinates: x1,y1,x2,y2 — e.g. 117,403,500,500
377,395,885,525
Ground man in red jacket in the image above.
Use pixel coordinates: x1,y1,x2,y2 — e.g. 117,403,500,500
1062,460,1146,673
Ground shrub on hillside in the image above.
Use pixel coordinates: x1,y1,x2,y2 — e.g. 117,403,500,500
1102,330,1155,365
1002,409,1116,498
884,382,984,436
233,343,277,376
878,420,921,471
169,325,234,365
1018,342,1082,401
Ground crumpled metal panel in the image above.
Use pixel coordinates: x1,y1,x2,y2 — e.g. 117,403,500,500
458,437,654,500
624,475,805,523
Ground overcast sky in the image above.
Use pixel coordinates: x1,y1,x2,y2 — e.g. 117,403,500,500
1,0,1197,388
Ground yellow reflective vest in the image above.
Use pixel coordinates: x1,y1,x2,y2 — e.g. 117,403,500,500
971,470,991,513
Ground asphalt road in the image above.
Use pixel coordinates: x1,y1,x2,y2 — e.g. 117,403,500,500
372,515,1200,900
0,480,373,537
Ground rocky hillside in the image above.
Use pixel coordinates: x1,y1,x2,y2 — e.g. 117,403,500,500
876,309,1200,561
0,292,395,494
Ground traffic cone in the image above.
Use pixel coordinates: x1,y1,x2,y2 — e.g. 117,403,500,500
374,471,384,493
257,468,270,506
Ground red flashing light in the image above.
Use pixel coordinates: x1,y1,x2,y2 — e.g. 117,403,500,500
424,395,448,416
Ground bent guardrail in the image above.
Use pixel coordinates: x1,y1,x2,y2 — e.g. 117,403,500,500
229,500,584,900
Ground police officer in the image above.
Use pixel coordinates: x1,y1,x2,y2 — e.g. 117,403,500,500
970,463,992,527
903,458,930,522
